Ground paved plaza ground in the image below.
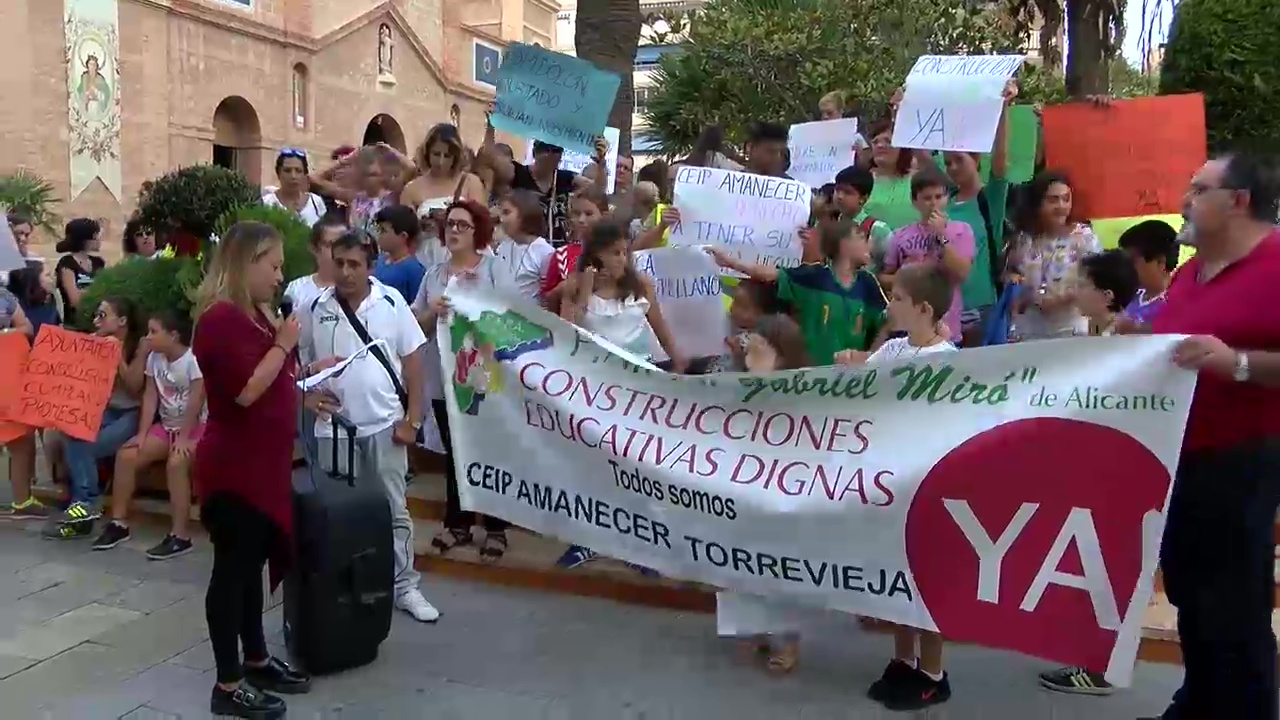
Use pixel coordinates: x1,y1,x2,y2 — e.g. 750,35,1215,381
0,513,1188,720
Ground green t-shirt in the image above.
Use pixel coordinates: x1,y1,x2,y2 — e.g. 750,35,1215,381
948,177,1010,310
863,173,918,231
776,264,888,365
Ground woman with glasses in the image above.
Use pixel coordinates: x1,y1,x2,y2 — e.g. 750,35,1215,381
410,199,511,562
122,218,158,259
263,148,326,227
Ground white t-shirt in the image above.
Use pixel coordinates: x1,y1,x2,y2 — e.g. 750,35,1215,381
284,274,330,313
298,281,427,437
868,337,958,363
147,350,206,431
263,191,326,227
492,237,554,300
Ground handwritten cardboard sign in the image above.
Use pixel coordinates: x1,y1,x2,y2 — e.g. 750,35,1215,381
11,326,122,441
491,42,622,155
0,332,31,444
787,118,859,188
633,247,730,360
668,166,811,270
524,126,621,194
1041,94,1206,219
893,55,1025,153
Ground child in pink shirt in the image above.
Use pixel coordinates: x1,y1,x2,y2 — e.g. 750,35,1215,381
880,171,975,341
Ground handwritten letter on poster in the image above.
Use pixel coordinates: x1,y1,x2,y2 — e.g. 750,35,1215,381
12,326,122,441
633,247,729,360
668,167,811,270
787,118,859,188
1042,94,1206,219
892,55,1024,153
492,42,622,155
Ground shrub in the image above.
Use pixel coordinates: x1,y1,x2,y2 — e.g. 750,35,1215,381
136,165,261,249
213,203,315,286
0,169,62,236
1160,0,1280,153
74,254,201,331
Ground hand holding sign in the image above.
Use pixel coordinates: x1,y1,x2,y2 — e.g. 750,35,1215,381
11,326,122,442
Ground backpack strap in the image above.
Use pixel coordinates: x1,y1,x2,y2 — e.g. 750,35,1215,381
859,215,877,238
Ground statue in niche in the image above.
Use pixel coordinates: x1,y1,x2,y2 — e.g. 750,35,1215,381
378,24,395,82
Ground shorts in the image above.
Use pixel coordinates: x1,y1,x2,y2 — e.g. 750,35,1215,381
147,423,205,444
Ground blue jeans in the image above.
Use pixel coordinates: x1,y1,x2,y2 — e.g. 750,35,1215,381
63,407,139,505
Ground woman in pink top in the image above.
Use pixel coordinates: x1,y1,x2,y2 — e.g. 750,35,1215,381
879,170,975,341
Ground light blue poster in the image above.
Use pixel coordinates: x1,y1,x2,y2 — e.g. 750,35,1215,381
491,42,621,156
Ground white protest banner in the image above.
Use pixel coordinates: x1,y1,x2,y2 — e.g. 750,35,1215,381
0,215,24,274
787,118,859,189
440,284,1198,686
525,126,621,194
668,166,809,270
633,246,729,361
892,55,1025,153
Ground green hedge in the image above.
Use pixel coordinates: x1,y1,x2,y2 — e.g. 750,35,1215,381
1160,0,1280,153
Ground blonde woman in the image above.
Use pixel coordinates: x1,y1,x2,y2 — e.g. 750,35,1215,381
191,221,313,718
400,123,487,224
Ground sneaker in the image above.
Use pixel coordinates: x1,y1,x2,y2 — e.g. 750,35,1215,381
395,588,440,623
881,667,952,711
42,519,94,540
91,521,131,551
146,534,194,561
1038,666,1114,696
867,659,917,702
3,497,51,520
210,682,286,719
243,656,311,695
57,500,100,524
555,544,600,569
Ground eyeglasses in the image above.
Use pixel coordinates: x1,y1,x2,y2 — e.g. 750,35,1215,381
446,219,474,232
279,147,307,160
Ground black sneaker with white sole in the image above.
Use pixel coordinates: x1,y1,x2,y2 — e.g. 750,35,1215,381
1038,666,1114,696
146,534,194,560
91,521,131,551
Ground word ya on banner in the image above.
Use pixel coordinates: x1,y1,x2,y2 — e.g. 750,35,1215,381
668,166,810,271
1042,94,1206,219
437,285,1199,687
893,55,1024,153
7,325,121,441
633,246,729,361
524,126,621,195
787,118,859,189
491,42,622,156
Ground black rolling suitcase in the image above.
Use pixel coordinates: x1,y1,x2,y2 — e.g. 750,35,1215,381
283,412,394,675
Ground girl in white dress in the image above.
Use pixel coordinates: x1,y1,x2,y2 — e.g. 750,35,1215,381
556,220,686,369
716,314,814,674
493,189,554,301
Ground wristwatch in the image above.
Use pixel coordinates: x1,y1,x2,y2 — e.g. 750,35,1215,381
1233,352,1251,382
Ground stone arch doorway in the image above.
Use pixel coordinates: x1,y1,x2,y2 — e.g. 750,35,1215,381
361,113,406,152
212,96,263,183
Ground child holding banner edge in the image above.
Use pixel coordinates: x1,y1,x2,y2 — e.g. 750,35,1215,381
708,218,889,365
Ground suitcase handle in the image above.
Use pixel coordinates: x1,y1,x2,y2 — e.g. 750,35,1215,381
328,412,358,487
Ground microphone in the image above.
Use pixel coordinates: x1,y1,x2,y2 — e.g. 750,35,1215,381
279,299,294,319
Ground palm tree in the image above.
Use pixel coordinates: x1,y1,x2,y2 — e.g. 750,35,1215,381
573,0,643,154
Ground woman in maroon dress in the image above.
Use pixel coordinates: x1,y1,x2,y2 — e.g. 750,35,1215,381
191,221,310,719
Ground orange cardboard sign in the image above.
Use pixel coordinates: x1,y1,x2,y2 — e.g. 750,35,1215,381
0,331,31,445
11,326,122,442
1041,94,1206,220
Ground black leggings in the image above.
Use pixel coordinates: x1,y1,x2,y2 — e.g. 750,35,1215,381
202,492,274,684
433,399,508,533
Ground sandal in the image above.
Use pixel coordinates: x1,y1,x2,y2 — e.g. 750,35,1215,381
765,642,799,675
479,531,508,563
430,528,473,555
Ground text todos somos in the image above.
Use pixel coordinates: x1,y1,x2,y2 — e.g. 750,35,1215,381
490,42,622,156
668,166,811,270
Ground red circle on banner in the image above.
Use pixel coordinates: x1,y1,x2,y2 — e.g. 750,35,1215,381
904,417,1170,669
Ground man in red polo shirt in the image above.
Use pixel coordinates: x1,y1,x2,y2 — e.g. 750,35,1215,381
1141,153,1280,720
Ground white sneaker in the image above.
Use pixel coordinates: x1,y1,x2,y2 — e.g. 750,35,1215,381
395,589,440,623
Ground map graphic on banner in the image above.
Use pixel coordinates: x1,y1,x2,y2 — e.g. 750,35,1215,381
893,55,1024,153
491,42,622,156
439,284,1198,686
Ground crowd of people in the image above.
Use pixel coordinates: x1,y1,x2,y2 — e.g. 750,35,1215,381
1,77,1279,720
